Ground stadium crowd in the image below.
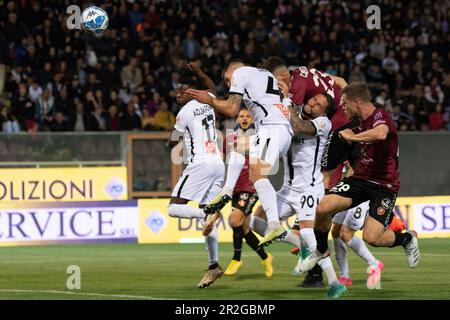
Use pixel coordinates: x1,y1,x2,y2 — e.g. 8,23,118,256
0,0,449,132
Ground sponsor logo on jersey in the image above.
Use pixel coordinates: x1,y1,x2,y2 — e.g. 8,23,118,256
381,198,391,209
240,193,249,200
377,207,385,215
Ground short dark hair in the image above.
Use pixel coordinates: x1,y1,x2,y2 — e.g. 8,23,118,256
342,82,372,103
323,93,336,119
179,74,202,89
262,56,286,73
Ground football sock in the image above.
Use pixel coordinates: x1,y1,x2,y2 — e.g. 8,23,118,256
250,215,268,236
347,236,377,267
244,231,268,260
253,179,279,226
333,237,349,278
300,228,317,251
167,204,205,219
314,228,329,254
318,257,339,285
205,226,219,267
390,231,412,247
232,226,244,261
279,230,301,247
223,151,245,196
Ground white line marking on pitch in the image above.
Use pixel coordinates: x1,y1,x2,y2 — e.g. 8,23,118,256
0,289,179,300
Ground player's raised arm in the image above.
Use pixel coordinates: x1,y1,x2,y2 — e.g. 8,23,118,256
186,61,216,94
186,89,241,117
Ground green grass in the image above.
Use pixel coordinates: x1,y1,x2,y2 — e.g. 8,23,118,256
0,239,449,300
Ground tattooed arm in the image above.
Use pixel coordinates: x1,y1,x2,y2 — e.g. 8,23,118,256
186,89,242,117
287,104,317,136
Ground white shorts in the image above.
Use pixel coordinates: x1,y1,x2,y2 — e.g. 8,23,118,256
171,161,225,205
249,125,292,167
332,201,370,230
277,183,324,222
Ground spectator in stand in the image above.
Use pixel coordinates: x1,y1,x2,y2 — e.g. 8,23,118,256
425,77,445,105
154,100,175,131
105,105,121,131
0,106,20,133
50,111,69,132
121,101,141,131
141,108,157,131
429,104,446,131
121,57,142,92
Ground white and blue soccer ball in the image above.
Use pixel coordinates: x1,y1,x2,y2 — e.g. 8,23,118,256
80,6,109,35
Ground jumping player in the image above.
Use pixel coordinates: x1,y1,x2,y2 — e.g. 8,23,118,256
167,62,225,288
297,83,420,293
187,60,293,246
263,56,343,288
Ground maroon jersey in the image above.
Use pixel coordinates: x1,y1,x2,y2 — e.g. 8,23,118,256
290,67,346,129
352,108,400,192
223,132,256,194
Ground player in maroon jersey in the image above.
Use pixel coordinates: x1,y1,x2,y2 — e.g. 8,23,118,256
222,108,273,277
297,82,420,283
263,56,343,288
264,57,359,193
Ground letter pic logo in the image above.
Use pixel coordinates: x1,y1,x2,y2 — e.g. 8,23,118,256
145,210,167,234
105,177,125,199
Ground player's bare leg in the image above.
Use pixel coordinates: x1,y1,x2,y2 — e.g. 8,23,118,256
363,216,419,268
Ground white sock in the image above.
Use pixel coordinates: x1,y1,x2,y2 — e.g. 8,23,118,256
279,230,301,247
253,179,279,226
333,237,349,278
223,151,245,196
205,225,219,266
347,236,377,267
318,257,339,285
250,215,268,236
167,204,205,219
300,228,317,251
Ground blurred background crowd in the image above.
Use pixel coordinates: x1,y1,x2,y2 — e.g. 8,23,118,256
0,0,449,133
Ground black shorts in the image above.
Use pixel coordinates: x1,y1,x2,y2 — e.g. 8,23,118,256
330,176,397,227
232,191,258,216
321,118,360,171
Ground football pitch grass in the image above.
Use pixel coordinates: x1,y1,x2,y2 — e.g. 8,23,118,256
0,238,449,300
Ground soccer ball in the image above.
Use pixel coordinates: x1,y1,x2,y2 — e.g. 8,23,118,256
80,6,108,35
